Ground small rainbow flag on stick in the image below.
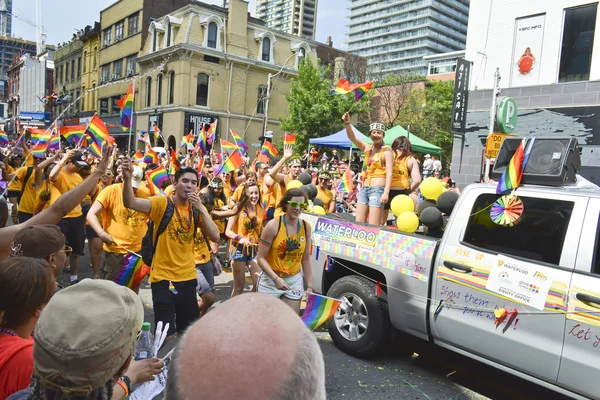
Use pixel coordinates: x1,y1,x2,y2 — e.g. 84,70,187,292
331,78,373,102
46,132,61,151
337,167,352,193
230,129,248,151
301,293,342,331
85,115,115,148
261,140,278,159
31,141,48,158
496,138,535,194
153,123,162,140
60,125,86,144
283,133,296,146
114,252,150,289
169,148,181,175
206,120,217,145
219,150,244,173
132,150,144,163
197,128,207,155
117,81,134,129
147,165,170,194
221,139,237,154
143,146,160,164
0,129,8,147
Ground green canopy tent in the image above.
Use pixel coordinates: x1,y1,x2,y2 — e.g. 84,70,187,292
361,125,442,156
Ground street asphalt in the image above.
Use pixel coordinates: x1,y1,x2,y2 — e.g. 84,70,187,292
62,243,569,400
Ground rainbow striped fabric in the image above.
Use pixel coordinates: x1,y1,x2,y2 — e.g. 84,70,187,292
283,133,296,146
219,150,243,173
301,293,341,331
169,148,181,175
331,78,373,102
206,120,217,145
60,125,86,144
29,128,49,145
113,252,150,289
31,141,48,158
132,150,144,163
47,132,61,151
180,133,194,149
0,129,8,147
137,131,150,144
221,139,237,154
337,168,352,193
197,127,207,155
153,123,162,140
261,140,278,159
230,129,248,151
117,82,134,129
85,115,115,149
496,138,535,194
143,146,160,164
147,165,170,194
88,140,103,158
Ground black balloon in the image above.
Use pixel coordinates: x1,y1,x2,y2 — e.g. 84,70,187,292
416,200,436,216
420,206,443,228
437,191,459,214
299,185,311,196
306,184,318,199
298,172,312,185
313,198,324,207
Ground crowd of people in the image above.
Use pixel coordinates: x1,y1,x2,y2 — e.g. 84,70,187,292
0,113,457,398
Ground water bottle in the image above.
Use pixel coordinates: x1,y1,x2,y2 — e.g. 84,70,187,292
134,322,154,360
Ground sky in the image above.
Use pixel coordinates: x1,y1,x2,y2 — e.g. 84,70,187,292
12,0,348,49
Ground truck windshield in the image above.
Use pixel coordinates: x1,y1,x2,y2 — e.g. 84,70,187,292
462,194,574,265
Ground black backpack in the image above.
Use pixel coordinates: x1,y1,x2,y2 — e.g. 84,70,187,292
141,197,199,266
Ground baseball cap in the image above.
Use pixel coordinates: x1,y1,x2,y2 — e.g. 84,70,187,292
71,151,89,167
132,166,143,189
9,225,65,259
33,280,143,392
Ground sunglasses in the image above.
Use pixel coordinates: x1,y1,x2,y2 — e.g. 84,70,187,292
59,245,73,257
207,170,214,173
287,200,308,210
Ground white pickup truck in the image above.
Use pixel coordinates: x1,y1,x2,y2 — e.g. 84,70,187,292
304,182,600,400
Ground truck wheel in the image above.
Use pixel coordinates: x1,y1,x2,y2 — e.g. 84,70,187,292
326,275,390,358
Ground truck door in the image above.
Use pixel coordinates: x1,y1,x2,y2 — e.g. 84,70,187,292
557,198,600,399
430,187,585,384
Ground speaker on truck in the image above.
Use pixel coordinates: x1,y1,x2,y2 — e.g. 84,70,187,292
491,137,581,186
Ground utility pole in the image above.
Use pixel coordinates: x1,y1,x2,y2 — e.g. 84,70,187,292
262,73,272,136
484,68,501,182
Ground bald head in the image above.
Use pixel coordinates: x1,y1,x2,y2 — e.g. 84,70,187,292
166,293,326,400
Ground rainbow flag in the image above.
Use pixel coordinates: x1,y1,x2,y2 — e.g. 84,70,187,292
221,139,237,154
113,253,150,289
0,129,8,147
136,131,149,144
60,125,86,144
496,138,535,194
219,150,244,173
117,81,134,129
331,78,374,102
88,140,103,158
230,129,248,151
169,148,181,175
153,123,162,140
143,146,160,164
31,141,47,158
206,120,217,145
197,156,205,176
337,167,352,193
29,128,49,144
261,140,278,159
85,115,115,148
197,128,207,155
47,132,61,151
301,293,341,331
147,166,170,194
180,133,194,149
283,133,296,146
132,150,144,163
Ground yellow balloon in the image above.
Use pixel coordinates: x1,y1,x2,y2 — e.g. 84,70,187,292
312,205,326,215
286,180,303,190
390,194,414,216
420,177,443,201
396,211,420,233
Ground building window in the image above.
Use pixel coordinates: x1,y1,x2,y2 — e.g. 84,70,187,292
152,28,158,52
93,47,98,69
126,55,136,75
262,37,271,62
166,22,172,47
81,86,85,111
101,65,110,81
77,57,81,78
83,51,87,73
207,22,218,48
129,13,139,36
146,77,152,107
196,73,209,107
115,20,124,41
168,71,175,104
92,84,96,110
157,74,163,106
65,63,69,82
75,89,80,111
296,47,306,66
103,28,112,46
114,59,123,78
558,3,597,82
71,60,75,81
257,84,267,114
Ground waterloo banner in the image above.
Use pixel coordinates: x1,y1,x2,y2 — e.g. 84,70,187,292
313,218,379,253
510,14,545,87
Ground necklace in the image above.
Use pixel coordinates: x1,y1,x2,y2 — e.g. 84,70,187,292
367,144,383,166
172,197,192,232
0,328,16,336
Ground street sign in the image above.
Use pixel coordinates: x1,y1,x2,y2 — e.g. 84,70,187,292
485,133,512,159
451,58,472,134
496,97,518,133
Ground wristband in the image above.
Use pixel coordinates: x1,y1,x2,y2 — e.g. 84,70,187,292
121,375,132,393
344,122,350,125
116,380,129,396
234,234,241,242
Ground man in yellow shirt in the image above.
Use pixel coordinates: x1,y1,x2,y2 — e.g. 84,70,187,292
87,166,150,284
5,156,43,223
316,171,336,213
122,161,220,337
49,149,97,283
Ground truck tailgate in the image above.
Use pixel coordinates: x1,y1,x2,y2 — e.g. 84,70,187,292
303,213,439,340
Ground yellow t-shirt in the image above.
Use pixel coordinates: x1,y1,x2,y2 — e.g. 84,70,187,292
6,165,20,192
164,185,174,196
23,151,34,166
148,196,201,282
96,184,149,253
53,170,83,218
231,185,244,204
33,180,61,214
391,155,410,188
266,217,307,276
232,205,264,245
317,187,333,211
14,166,37,214
212,197,226,234
194,227,211,265
223,181,233,199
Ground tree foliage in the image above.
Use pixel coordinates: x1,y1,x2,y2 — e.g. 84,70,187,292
280,58,372,154
371,73,426,130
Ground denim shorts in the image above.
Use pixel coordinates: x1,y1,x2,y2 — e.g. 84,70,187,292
231,243,258,262
357,185,385,208
196,260,215,295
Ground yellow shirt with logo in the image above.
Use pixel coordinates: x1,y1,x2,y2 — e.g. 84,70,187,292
316,187,333,211
96,184,149,253
232,205,264,245
212,197,226,234
266,217,307,276
53,170,83,218
14,166,38,214
391,155,410,189
149,196,201,282
33,180,61,214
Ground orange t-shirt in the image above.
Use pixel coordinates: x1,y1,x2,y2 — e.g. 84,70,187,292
0,335,34,400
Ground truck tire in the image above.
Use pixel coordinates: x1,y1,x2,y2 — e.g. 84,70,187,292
326,275,391,358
